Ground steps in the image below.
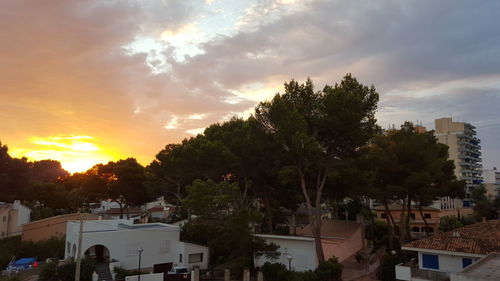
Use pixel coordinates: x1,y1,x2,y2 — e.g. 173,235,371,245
96,263,113,281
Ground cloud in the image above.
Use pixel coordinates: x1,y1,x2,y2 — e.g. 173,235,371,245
1,0,499,169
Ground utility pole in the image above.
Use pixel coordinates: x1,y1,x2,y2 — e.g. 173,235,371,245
75,217,84,281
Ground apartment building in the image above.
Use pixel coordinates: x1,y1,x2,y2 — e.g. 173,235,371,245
482,168,500,199
435,118,483,208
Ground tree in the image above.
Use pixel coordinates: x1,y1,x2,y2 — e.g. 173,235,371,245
365,122,465,243
255,75,379,262
181,180,278,270
32,160,68,183
96,158,152,218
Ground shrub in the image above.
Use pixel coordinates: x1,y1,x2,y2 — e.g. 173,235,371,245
261,258,343,281
39,258,95,281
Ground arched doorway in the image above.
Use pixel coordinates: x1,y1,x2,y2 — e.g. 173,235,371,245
84,245,111,263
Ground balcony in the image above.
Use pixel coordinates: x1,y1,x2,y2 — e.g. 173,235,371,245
396,260,450,281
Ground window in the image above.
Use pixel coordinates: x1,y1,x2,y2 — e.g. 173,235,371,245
1,232,4,237
422,254,439,270
188,253,203,263
410,226,420,232
67,242,71,253
424,213,432,219
381,213,387,219
462,258,472,268
2,216,5,222
410,213,416,220
179,253,183,263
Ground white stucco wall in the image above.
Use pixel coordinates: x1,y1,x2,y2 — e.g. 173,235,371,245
418,251,482,274
65,220,209,270
13,200,31,227
254,235,317,272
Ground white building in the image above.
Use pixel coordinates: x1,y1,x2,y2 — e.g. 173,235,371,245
0,200,31,238
450,252,500,281
395,220,500,281
254,234,317,272
65,219,209,271
255,220,365,272
483,168,500,199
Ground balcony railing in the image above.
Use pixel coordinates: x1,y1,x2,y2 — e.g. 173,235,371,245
395,260,450,281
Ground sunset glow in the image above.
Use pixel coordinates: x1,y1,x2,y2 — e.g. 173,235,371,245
10,135,121,173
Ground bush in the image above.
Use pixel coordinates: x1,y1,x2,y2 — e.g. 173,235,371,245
261,258,343,281
0,236,65,269
39,258,95,281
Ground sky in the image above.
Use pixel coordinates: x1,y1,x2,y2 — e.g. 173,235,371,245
1,0,499,173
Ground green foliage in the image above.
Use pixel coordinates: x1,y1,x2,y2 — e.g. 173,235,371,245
0,236,65,269
471,185,499,220
439,216,463,232
39,258,95,281
181,180,278,270
113,266,130,280
261,258,342,281
378,253,405,281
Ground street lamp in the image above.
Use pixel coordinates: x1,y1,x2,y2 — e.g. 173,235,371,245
137,247,144,281
285,253,293,271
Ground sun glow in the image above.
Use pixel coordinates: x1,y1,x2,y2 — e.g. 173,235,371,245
10,135,120,173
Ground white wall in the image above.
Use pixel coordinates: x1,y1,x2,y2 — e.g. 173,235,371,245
182,242,209,270
418,252,482,274
13,200,31,227
125,273,164,281
254,235,317,272
65,220,209,270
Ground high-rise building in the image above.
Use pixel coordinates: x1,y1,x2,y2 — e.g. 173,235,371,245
434,117,483,207
483,168,500,199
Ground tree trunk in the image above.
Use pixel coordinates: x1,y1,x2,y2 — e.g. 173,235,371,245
419,202,430,237
263,193,273,233
399,198,407,243
383,201,395,250
406,196,412,241
118,201,124,219
299,171,326,263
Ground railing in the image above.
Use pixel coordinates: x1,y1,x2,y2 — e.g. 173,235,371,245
411,268,449,281
395,260,450,281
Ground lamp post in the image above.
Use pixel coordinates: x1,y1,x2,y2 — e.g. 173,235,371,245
137,247,143,281
286,254,293,271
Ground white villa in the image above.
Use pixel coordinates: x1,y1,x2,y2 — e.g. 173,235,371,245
65,219,209,271
396,220,500,281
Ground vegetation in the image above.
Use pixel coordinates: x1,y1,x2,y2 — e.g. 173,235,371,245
0,236,65,269
261,258,342,281
38,258,95,281
0,74,474,271
364,122,465,244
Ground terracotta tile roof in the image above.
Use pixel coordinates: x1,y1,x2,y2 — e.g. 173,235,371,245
296,220,362,238
148,207,165,212
403,220,500,255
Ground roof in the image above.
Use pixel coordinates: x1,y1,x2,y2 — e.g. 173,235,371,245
148,207,165,212
373,204,439,211
403,220,500,255
255,234,315,242
281,206,330,215
106,208,142,215
456,252,500,280
296,220,362,239
23,213,98,226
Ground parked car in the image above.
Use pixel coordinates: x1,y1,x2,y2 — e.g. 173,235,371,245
167,266,189,275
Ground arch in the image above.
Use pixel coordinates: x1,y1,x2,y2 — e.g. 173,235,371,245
84,244,111,263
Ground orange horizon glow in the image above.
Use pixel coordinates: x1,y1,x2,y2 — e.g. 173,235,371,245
9,135,122,173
